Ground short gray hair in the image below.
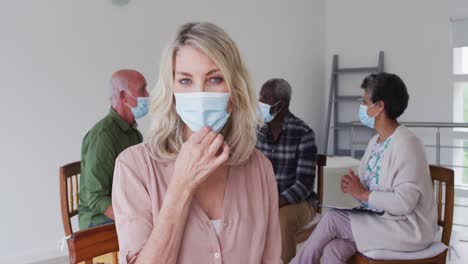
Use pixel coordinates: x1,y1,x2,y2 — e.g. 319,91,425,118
109,75,129,107
262,78,292,105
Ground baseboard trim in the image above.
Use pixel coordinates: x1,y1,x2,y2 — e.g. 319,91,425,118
0,247,68,264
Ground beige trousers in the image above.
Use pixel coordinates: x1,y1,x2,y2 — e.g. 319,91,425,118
279,201,316,263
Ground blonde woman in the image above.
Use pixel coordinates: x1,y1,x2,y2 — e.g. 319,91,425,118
112,22,282,264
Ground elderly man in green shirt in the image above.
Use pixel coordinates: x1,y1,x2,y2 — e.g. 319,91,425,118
78,69,149,229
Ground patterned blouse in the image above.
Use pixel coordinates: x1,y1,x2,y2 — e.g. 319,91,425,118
360,137,392,209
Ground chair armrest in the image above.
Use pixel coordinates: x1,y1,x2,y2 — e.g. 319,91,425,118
67,223,119,263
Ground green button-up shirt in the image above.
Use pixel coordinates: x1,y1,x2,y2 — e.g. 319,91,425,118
78,108,143,229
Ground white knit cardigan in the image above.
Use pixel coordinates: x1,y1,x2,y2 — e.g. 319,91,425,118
349,125,437,252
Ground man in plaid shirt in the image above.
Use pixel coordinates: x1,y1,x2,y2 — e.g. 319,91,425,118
256,78,318,263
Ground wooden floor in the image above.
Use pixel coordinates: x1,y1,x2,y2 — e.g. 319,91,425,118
447,226,468,264
31,253,114,264
34,229,468,264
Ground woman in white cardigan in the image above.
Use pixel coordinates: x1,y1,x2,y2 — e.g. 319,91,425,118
291,73,437,264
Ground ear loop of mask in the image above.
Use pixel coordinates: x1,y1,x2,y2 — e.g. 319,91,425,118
226,92,233,115
125,91,136,99
123,91,136,109
216,96,231,135
368,101,382,118
270,101,282,117
219,95,232,135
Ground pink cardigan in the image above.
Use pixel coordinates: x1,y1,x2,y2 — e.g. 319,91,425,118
112,143,282,264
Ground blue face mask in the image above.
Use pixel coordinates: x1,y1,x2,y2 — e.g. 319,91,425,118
258,101,280,123
175,92,230,133
126,93,149,119
358,103,379,129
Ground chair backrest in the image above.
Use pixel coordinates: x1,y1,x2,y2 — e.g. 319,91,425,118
60,161,81,236
316,154,327,214
67,223,119,264
429,165,454,246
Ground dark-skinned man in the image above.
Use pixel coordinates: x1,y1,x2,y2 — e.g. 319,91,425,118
257,78,318,263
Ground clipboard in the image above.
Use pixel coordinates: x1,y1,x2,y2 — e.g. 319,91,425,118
319,204,385,216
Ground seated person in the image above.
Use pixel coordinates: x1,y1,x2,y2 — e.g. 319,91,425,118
78,69,149,229
112,22,281,264
257,78,318,263
291,72,437,264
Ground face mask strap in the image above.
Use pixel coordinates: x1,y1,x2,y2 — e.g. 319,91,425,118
125,91,149,101
121,90,137,110
270,100,283,116
368,101,382,118
124,90,137,99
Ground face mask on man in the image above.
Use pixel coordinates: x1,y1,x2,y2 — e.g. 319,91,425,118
358,102,380,129
258,101,281,123
174,92,230,133
125,92,149,119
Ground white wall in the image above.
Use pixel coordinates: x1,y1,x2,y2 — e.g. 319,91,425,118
324,0,468,161
0,0,325,262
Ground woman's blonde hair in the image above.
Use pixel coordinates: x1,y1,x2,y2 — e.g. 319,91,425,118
147,22,262,165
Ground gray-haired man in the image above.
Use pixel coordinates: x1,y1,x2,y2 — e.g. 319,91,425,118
78,69,149,229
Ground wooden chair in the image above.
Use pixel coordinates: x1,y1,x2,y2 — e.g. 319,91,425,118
347,165,454,264
60,161,119,264
296,154,327,243
60,161,81,237
67,223,119,264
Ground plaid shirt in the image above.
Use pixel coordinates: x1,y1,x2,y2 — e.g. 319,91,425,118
256,112,318,204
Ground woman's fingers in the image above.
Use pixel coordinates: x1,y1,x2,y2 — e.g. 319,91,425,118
341,176,351,193
342,174,362,194
201,130,217,146
342,175,353,185
342,171,364,197
189,126,211,144
207,134,224,156
343,173,361,185
212,142,230,168
341,180,347,192
340,177,347,186
342,185,349,193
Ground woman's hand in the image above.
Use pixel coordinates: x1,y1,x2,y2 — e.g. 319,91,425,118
341,169,370,202
132,126,229,264
173,126,230,191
